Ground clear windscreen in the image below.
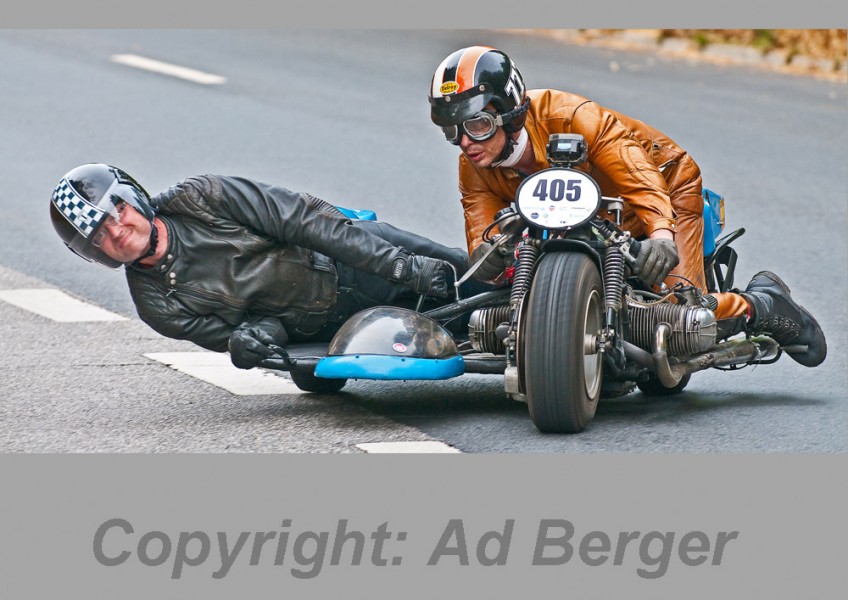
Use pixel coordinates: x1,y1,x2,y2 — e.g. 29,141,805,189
327,307,458,359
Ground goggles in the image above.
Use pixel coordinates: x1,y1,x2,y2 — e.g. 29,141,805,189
441,110,506,145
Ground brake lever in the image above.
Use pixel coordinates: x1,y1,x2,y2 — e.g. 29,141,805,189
455,234,513,288
620,240,638,264
258,344,295,370
617,238,667,293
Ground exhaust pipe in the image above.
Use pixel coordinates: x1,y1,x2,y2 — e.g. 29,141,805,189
641,323,781,388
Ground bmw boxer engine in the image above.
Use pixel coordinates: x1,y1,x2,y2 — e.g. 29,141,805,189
624,301,717,355
469,301,717,357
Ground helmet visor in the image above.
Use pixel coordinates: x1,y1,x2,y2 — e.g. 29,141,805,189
430,91,491,127
51,177,135,269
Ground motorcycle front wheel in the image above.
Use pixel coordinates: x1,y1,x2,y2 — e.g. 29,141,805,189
523,252,603,433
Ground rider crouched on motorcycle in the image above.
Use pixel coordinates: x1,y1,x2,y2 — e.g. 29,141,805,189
49,164,469,369
428,45,826,367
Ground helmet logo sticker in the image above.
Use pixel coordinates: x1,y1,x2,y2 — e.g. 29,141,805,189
52,179,105,237
504,62,525,106
439,81,459,95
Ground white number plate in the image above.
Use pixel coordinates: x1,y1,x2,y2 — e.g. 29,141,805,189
515,168,601,230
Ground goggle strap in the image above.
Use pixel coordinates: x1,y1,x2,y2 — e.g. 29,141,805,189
497,96,531,126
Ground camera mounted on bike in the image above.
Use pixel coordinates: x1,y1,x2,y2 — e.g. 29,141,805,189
546,133,588,167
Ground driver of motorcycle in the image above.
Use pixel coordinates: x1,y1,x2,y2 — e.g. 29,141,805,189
427,45,826,367
49,163,471,369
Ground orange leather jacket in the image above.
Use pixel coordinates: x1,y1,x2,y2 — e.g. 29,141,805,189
458,88,702,253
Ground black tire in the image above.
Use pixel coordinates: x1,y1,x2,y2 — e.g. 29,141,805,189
523,252,604,433
636,373,690,396
289,367,347,393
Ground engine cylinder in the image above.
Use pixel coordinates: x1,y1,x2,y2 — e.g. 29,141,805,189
626,301,717,356
468,306,510,354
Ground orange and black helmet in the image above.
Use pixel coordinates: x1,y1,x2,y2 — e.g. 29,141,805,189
429,46,528,132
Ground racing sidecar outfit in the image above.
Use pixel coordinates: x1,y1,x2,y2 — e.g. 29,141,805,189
456,88,749,322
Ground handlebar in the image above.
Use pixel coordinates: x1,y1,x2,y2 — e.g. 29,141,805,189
258,344,295,371
454,234,514,289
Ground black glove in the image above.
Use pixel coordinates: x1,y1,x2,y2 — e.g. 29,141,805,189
388,250,450,298
469,238,514,282
632,238,679,287
228,318,289,369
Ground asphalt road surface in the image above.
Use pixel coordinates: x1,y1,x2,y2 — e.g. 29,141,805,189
1,29,845,452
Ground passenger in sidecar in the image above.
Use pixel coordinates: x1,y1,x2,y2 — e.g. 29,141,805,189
49,163,479,390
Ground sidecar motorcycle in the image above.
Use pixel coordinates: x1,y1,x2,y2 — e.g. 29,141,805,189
262,134,793,434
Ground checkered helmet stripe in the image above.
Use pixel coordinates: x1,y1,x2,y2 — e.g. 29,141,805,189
51,178,106,238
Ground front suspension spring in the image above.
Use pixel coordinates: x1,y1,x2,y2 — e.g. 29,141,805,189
603,246,625,312
510,241,539,309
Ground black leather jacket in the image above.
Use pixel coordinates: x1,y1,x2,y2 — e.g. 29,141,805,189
125,175,421,352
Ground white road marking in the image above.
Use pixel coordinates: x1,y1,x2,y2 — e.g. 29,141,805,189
111,54,227,85
143,352,304,396
0,288,127,322
356,441,462,454
1,279,463,449
147,353,461,450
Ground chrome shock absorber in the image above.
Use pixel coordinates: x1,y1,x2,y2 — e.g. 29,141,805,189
509,240,539,310
593,219,626,331
600,246,627,360
505,240,539,369
603,247,625,314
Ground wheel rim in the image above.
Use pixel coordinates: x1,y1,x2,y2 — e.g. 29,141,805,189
583,289,603,399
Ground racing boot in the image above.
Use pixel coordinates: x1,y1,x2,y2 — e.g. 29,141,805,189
741,271,827,367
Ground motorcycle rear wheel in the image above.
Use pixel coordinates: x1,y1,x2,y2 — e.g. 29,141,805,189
289,367,348,394
523,252,603,433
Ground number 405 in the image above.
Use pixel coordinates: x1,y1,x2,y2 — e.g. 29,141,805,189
533,178,582,202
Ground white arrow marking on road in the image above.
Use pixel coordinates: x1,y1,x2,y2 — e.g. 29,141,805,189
111,54,227,85
0,288,127,322
144,352,304,396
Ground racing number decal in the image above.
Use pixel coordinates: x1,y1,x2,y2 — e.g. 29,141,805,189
503,61,525,106
532,178,582,202
516,168,600,229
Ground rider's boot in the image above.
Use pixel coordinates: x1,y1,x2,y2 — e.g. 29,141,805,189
741,271,827,367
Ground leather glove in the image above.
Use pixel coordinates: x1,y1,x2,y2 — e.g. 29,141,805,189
228,318,289,369
632,238,679,287
388,250,450,298
469,238,514,282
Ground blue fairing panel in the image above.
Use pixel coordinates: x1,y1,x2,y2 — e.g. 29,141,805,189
314,354,465,380
335,206,378,221
702,188,725,256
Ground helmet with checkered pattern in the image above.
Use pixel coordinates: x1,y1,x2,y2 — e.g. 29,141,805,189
49,163,156,269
